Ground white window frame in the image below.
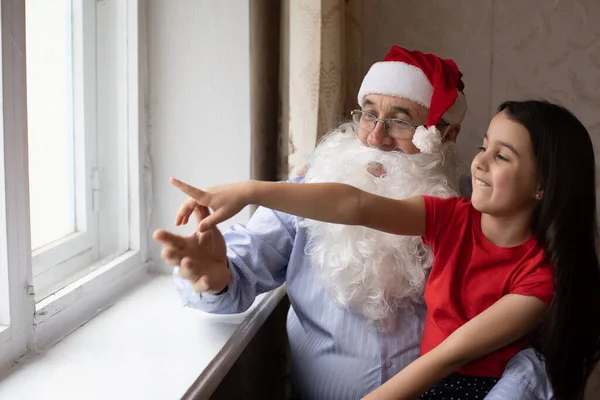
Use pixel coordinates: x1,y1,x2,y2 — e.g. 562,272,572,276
0,0,150,367
0,0,35,368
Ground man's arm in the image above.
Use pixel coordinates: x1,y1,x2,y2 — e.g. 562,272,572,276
362,294,548,400
174,205,296,314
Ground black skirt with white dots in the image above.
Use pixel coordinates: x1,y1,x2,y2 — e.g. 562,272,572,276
419,373,499,400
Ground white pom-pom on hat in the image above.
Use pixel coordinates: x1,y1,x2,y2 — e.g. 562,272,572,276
412,125,442,154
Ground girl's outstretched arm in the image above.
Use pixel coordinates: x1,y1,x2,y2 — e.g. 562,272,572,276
362,294,548,400
170,178,426,236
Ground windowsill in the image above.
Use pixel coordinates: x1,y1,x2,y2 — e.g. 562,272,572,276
36,250,146,320
32,250,152,350
0,326,9,345
0,274,287,399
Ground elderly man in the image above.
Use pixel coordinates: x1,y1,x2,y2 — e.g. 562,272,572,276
154,46,552,399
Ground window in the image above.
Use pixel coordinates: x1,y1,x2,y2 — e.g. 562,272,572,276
26,0,99,300
0,0,148,368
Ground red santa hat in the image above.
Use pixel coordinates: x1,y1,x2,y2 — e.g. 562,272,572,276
357,46,467,153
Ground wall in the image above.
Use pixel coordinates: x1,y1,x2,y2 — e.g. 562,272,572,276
147,0,252,267
363,0,600,176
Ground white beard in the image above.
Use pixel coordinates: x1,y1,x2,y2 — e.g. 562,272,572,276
301,123,459,328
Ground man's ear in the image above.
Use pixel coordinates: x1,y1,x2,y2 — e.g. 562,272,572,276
442,125,461,143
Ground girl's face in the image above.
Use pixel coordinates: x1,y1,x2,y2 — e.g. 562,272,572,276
471,111,541,217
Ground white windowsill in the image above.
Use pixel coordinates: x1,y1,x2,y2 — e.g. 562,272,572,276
32,250,151,350
0,326,9,345
0,274,287,400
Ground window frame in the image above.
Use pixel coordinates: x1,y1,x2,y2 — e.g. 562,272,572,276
0,0,35,367
0,0,149,367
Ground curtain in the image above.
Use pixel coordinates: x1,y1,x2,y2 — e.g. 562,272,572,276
278,0,363,180
249,0,282,182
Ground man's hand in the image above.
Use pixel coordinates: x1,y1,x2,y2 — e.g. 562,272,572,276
170,177,254,232
153,204,230,293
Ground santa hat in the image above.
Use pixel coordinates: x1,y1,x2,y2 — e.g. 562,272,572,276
357,46,467,153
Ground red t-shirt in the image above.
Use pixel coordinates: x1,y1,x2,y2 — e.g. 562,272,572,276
420,196,554,378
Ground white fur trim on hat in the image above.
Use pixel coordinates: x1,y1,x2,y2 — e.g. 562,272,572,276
442,91,467,125
358,62,433,107
358,61,467,126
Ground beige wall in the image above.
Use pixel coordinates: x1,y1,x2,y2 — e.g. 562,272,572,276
363,0,600,176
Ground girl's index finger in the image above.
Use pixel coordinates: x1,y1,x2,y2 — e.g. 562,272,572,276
170,177,208,201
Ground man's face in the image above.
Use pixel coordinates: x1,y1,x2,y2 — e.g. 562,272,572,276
358,94,430,154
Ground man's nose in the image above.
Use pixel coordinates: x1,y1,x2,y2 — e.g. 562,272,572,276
366,121,394,148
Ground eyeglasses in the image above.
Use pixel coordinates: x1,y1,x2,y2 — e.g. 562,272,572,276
351,110,449,140
351,110,420,140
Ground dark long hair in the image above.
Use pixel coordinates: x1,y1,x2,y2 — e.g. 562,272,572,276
499,100,600,399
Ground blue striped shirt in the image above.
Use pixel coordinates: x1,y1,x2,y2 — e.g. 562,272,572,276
174,203,552,399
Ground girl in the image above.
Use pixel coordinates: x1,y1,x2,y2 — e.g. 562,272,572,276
170,100,600,400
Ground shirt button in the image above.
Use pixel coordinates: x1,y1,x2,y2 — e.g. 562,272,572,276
384,360,392,368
